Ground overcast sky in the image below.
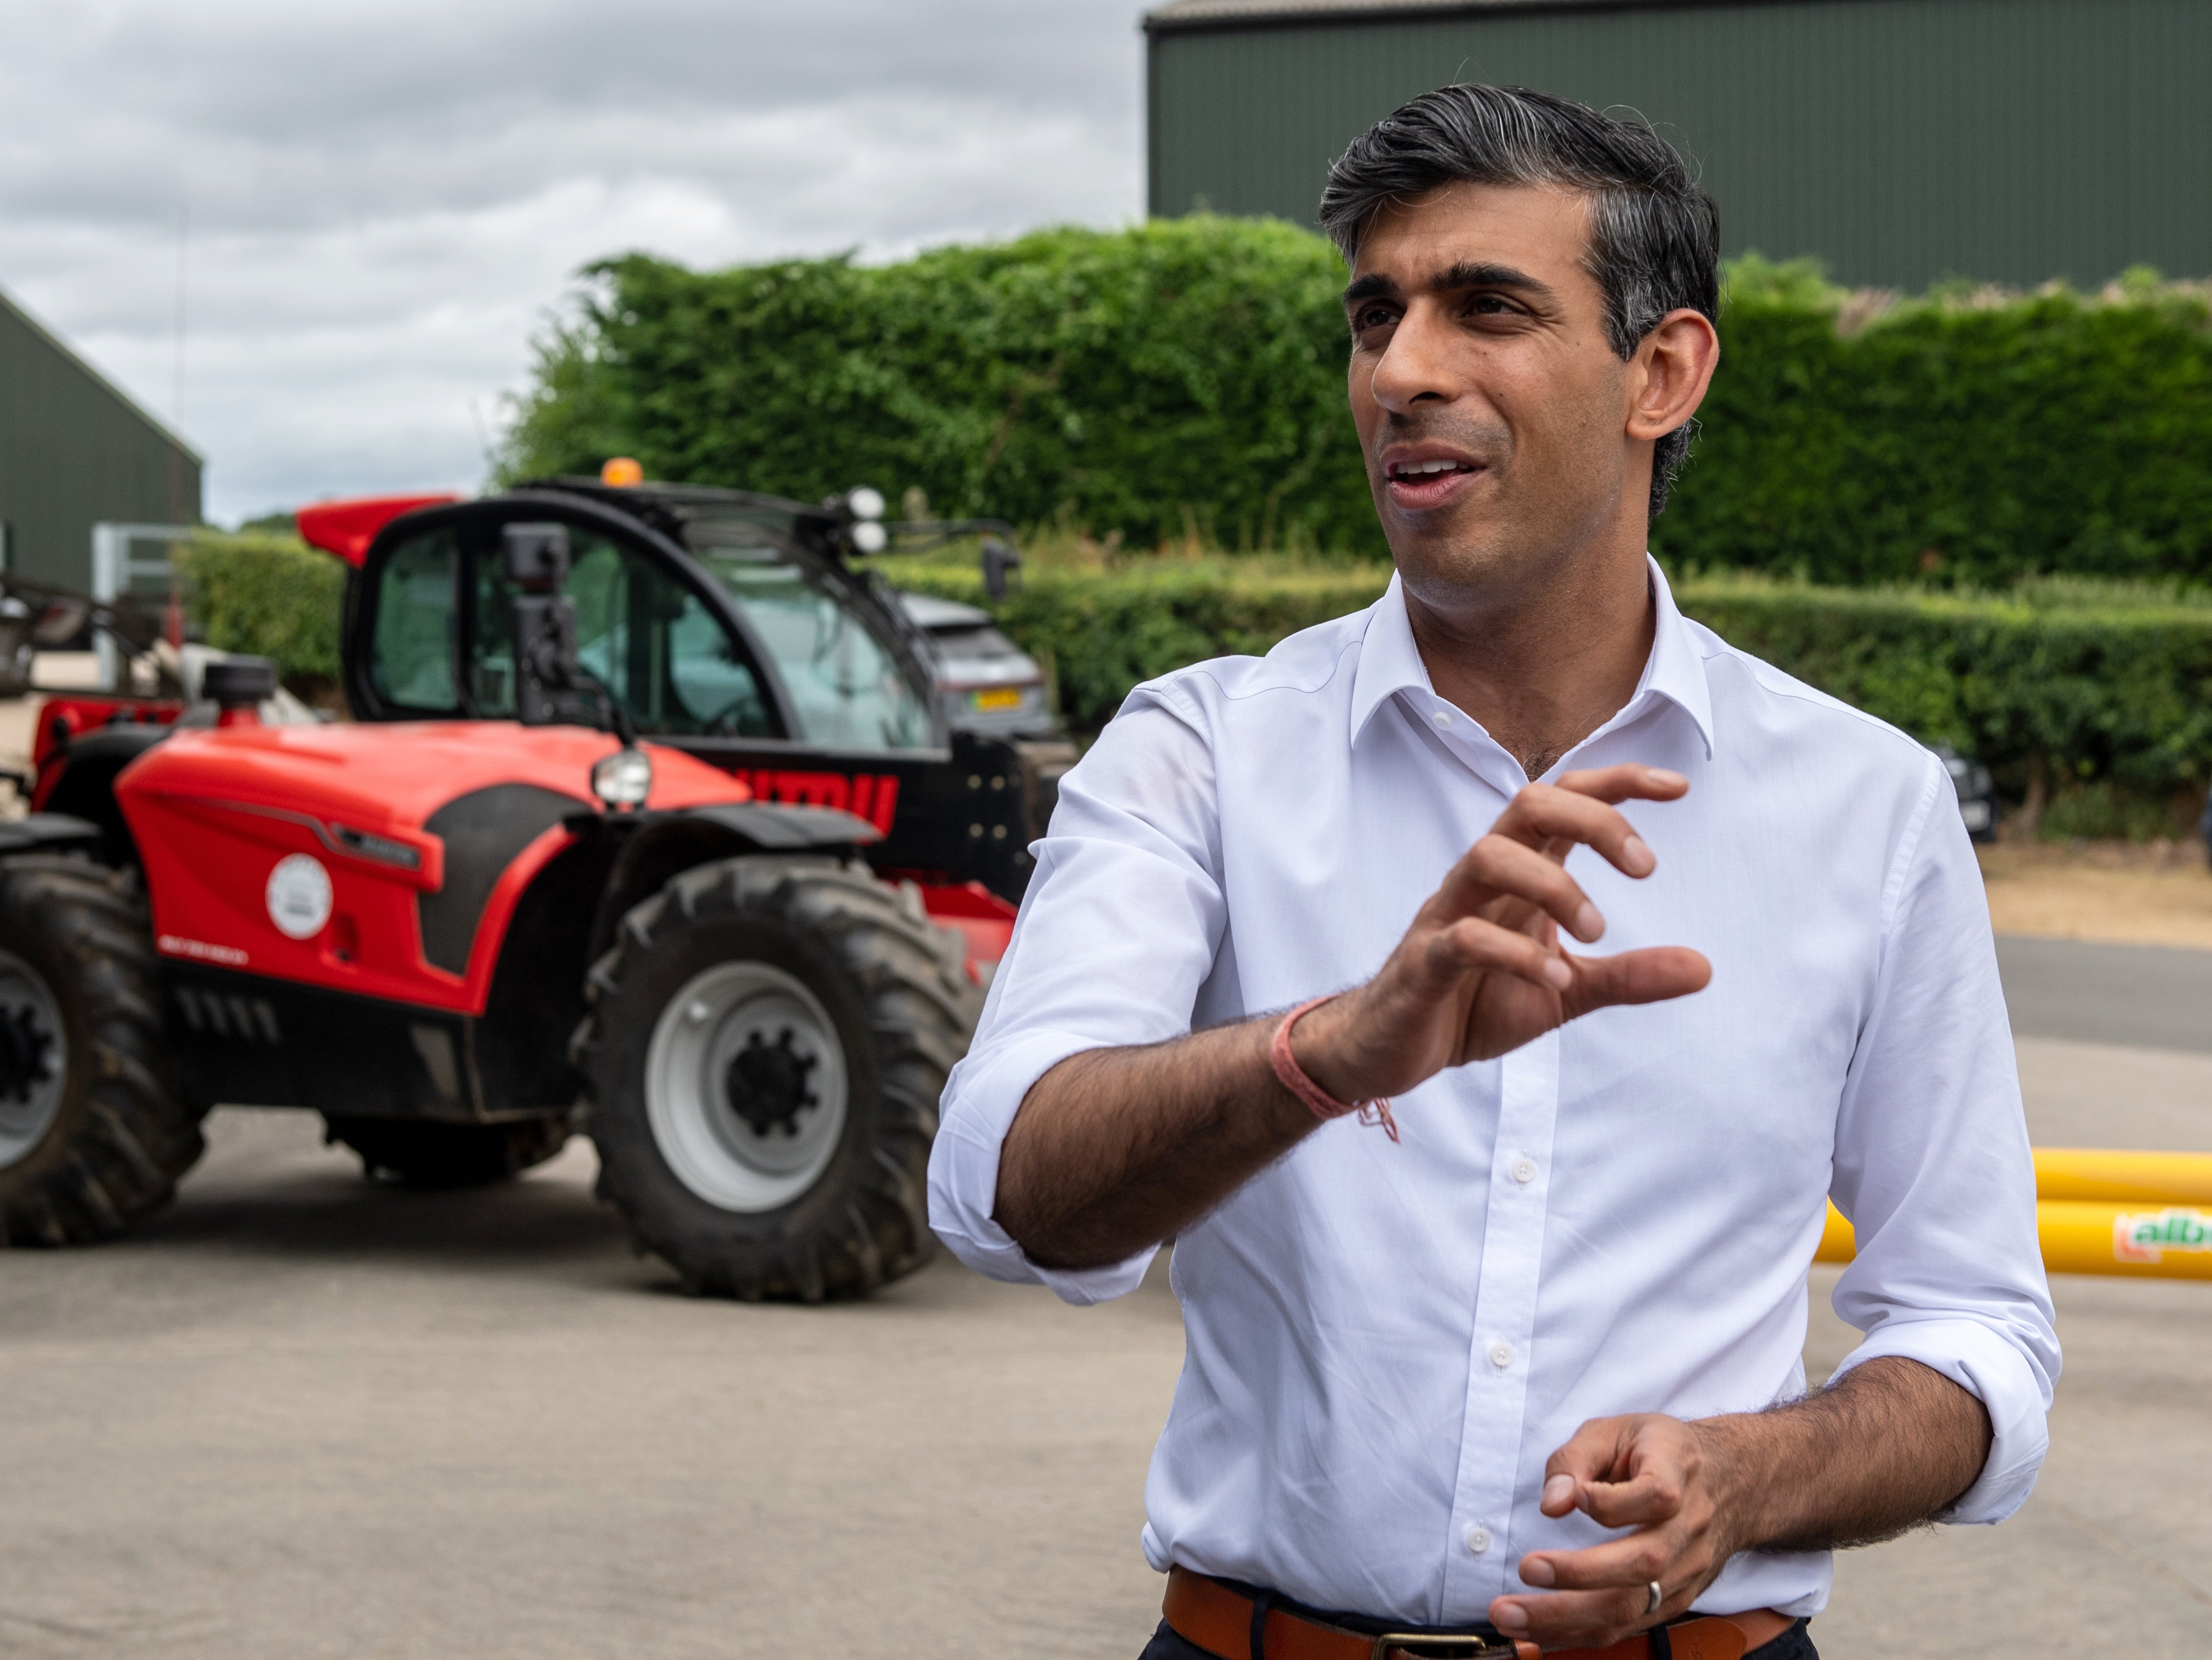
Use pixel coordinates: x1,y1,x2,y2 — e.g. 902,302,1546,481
0,1,1148,525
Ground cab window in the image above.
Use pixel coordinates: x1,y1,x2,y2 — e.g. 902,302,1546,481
695,545,933,751
370,529,460,712
468,526,772,738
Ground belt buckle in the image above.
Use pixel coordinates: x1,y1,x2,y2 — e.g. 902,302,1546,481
1368,1636,1517,1659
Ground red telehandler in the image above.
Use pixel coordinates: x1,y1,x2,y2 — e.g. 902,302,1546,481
0,477,1066,1300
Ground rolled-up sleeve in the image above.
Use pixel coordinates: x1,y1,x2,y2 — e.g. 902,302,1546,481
1827,756,2061,1523
927,688,1228,1305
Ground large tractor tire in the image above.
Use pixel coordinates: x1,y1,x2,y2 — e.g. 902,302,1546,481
323,1114,573,1189
0,858,203,1243
575,856,978,1301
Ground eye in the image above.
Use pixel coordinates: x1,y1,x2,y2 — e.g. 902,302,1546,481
1349,303,1398,333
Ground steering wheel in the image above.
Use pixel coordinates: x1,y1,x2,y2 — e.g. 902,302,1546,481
697,695,768,738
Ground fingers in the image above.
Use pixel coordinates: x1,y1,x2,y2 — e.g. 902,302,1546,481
1425,916,1574,993
1563,946,1712,1015
1496,1528,1698,1645
1576,1468,1689,1529
1542,1418,1641,1513
1490,1582,1669,1648
1553,763,1689,806
1521,1526,1680,1593
1440,835,1609,944
1432,769,1690,942
1543,1414,1697,1524
1494,1412,1720,1646
1486,779,1673,881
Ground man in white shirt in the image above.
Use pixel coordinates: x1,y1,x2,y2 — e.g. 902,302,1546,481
929,84,2056,1660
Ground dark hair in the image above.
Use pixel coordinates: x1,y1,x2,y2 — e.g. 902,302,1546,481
1319,84,1720,518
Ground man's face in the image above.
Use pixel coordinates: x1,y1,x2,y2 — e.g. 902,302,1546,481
1344,182,1639,608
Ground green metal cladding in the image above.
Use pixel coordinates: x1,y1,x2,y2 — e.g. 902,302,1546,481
1146,0,2212,289
0,287,201,590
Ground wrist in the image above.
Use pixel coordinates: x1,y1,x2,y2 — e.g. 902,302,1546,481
1285,991,1379,1106
1689,1413,1772,1557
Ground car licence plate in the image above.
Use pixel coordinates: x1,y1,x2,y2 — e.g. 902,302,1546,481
968,686,1025,712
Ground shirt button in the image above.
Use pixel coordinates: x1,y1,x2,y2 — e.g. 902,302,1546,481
1490,1341,1515,1369
1512,1158,1536,1184
1464,1524,1492,1555
1431,708,1452,729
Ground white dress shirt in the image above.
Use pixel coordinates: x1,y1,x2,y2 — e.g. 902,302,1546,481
928,560,2059,1624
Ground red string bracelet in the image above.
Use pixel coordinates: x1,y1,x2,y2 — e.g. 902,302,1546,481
1268,995,1399,1143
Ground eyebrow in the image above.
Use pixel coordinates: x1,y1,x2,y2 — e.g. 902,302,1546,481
1342,260,1558,307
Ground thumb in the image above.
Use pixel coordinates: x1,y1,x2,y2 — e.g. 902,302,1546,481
1564,946,1710,1017
1541,1417,1637,1516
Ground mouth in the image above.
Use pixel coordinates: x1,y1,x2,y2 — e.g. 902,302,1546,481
1381,451,1484,510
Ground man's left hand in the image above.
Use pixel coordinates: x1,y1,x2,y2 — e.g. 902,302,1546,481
1490,1357,1991,1648
1489,1412,1740,1649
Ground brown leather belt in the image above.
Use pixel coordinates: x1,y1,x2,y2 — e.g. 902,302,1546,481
1164,1566,1796,1660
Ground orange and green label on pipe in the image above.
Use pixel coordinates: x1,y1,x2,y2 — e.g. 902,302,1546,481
1816,1149,2212,1280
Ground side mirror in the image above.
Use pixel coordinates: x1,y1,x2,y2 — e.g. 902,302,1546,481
504,523,589,726
503,521,571,593
981,535,1021,601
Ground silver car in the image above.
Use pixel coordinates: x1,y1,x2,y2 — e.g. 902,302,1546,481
896,592,1059,740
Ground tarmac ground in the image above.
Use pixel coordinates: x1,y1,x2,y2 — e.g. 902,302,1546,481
0,939,2206,1658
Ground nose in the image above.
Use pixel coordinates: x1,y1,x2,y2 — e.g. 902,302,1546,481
1368,300,1457,414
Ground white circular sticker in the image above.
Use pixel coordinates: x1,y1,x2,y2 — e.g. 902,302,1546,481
265,854,333,940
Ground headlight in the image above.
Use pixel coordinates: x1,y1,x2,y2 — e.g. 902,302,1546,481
849,520,889,555
845,486,886,521
592,746,653,809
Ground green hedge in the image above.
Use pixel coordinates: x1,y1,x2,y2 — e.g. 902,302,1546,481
1675,575,2212,832
176,531,345,688
1670,260,2212,588
506,226,2212,585
889,558,2212,831
506,219,1370,553
167,527,2212,835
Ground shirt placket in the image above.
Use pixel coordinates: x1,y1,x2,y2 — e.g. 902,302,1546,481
1440,1026,1561,1615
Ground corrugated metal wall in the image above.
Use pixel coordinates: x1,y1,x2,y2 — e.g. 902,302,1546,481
1149,0,2212,289
0,290,202,591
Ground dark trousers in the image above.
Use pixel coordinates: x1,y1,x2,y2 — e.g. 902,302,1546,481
1138,1615,1819,1659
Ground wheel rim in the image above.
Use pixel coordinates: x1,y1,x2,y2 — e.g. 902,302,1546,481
644,961,850,1213
0,947,66,1170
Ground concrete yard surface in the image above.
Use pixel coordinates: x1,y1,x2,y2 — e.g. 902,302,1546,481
1807,1270,2212,1655
1,935,2209,1657
0,1111,1178,1659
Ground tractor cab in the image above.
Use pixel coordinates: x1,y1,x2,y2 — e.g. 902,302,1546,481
311,478,1069,913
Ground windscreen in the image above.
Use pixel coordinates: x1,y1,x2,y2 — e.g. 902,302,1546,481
687,524,934,752
469,525,772,738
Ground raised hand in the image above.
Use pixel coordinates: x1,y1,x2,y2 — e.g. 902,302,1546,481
1292,764,1712,1106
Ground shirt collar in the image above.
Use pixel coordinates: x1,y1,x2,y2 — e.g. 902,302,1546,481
1349,555,1716,760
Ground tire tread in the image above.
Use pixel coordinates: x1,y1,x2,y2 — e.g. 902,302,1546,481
0,859,202,1246
579,856,979,1301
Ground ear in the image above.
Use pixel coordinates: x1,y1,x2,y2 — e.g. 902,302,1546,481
1624,308,1720,442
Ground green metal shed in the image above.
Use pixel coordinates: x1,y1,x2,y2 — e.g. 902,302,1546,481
0,284,202,593
1145,0,2212,290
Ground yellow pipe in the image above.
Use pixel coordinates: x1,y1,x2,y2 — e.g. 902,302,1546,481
1817,1197,2212,1280
2032,1147,2212,1204
1817,1204,1857,1264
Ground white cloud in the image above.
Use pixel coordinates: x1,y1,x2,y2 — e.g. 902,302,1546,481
0,0,1147,522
